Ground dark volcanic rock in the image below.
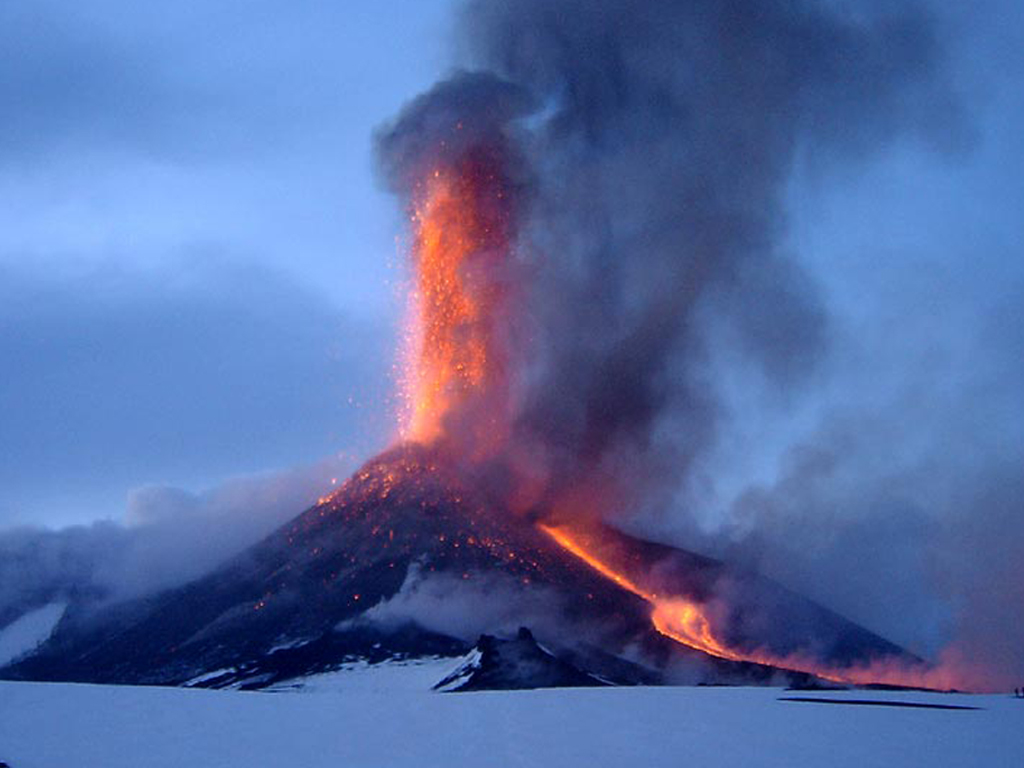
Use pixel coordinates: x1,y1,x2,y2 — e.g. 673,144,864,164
434,628,606,691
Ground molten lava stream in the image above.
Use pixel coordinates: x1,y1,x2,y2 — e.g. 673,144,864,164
541,523,960,688
539,524,748,662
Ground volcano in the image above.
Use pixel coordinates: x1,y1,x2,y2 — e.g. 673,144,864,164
2,443,921,690
0,22,960,691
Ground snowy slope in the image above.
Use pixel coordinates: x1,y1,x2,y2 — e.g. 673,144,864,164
0,681,1017,768
264,656,464,693
0,603,66,667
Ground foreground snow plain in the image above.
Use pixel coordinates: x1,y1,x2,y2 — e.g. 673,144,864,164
1,677,1018,767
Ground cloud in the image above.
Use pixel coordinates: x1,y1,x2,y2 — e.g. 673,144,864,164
0,2,222,162
0,453,357,628
0,258,390,526
0,1,457,167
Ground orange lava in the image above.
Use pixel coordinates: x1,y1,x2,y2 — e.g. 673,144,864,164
540,522,939,685
399,158,511,447
540,523,748,662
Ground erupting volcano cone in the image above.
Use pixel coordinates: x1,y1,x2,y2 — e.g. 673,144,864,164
3,444,921,689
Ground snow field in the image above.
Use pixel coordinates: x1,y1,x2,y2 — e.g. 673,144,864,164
0,681,1018,768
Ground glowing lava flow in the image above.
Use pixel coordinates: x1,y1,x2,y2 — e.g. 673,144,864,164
540,523,749,662
542,524,859,679
541,523,951,687
399,158,511,446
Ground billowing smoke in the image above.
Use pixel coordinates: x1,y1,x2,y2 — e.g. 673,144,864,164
378,0,959,518
463,0,958,519
376,0,1024,690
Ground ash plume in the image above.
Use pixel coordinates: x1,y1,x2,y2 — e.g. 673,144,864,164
463,0,957,519
378,0,958,521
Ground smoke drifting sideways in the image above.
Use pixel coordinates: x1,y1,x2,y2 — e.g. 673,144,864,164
376,0,1024,690
0,457,355,630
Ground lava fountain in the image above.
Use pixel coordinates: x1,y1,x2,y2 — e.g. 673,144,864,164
398,145,515,454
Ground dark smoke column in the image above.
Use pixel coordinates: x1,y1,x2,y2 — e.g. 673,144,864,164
379,0,957,530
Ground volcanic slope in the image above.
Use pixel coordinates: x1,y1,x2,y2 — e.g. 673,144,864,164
2,444,916,688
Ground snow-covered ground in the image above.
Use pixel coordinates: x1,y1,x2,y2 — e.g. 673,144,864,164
0,680,1018,767
264,656,465,693
0,603,66,667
